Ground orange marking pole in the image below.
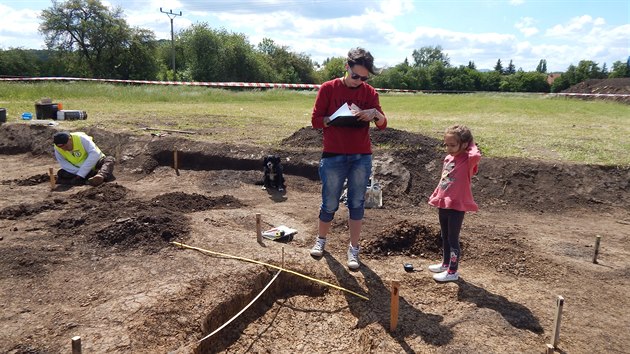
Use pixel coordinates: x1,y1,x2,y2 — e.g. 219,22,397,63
390,280,400,332
550,295,564,349
48,167,55,190
592,235,601,264
71,336,82,354
256,213,262,243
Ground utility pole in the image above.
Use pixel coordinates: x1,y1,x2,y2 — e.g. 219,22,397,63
160,8,182,80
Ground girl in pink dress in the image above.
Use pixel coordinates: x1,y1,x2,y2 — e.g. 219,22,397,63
428,125,481,282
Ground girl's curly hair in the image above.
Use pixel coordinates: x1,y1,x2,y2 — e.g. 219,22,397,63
445,125,473,145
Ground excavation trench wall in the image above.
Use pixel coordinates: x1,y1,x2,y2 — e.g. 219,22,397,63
195,270,327,354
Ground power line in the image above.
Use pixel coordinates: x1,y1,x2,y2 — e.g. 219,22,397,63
160,8,182,79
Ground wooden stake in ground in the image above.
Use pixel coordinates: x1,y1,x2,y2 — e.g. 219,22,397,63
282,246,285,268
71,336,82,354
545,343,554,354
173,150,179,176
550,295,564,349
48,167,55,190
592,235,601,264
256,213,263,243
390,280,400,332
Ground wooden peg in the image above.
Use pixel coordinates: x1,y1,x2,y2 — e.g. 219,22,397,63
282,246,285,268
71,336,82,354
173,150,179,175
592,235,601,263
545,343,554,353
48,167,55,190
390,280,400,332
256,213,262,243
550,295,564,348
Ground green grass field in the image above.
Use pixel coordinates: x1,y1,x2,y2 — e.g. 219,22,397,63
1,82,628,165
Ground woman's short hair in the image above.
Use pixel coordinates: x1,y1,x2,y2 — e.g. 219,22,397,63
347,47,376,74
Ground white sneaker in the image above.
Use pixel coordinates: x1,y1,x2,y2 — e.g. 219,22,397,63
347,245,360,270
433,270,459,282
310,237,326,257
428,263,449,273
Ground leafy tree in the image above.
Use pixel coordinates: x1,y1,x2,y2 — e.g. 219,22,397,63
536,59,547,73
575,60,604,80
494,59,503,74
609,60,630,78
317,57,346,83
480,71,502,91
506,60,516,75
256,38,316,83
501,71,550,92
119,28,159,80
411,46,450,68
443,66,476,91
179,24,274,82
0,48,42,76
550,64,577,92
467,61,476,70
427,61,447,90
39,0,158,79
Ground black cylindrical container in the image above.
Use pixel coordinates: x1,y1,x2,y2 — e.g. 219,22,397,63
57,110,88,120
0,108,6,124
35,103,55,119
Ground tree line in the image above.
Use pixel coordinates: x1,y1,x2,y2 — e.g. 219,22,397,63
1,0,628,93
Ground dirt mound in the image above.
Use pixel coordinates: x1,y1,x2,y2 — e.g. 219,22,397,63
562,78,630,103
362,220,442,258
1,173,50,186
0,199,66,220
1,124,628,213
74,183,129,202
50,191,248,253
281,126,442,150
93,207,189,252
149,192,245,212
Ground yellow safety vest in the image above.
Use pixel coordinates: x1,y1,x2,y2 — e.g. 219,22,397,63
54,132,104,168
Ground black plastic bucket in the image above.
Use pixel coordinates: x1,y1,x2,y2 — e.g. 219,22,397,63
0,108,6,124
35,103,56,119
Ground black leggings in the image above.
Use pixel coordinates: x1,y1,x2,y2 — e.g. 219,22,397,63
438,208,466,272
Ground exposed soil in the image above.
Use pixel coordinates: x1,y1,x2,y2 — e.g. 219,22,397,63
562,77,630,103
0,122,629,354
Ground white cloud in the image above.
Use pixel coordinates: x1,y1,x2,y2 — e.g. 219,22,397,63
368,0,415,20
509,0,525,5
0,4,43,49
545,15,604,37
515,17,539,37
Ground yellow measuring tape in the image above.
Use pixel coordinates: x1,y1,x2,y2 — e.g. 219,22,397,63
171,242,369,301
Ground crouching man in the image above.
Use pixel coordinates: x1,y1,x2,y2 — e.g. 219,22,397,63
53,131,115,187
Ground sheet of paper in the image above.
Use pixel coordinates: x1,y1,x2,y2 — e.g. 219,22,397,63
329,102,354,121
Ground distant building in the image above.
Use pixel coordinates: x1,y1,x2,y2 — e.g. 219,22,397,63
547,73,562,85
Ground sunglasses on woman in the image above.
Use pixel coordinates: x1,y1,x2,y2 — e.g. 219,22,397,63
347,67,369,81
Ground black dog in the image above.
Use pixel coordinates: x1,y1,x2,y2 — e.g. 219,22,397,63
262,155,285,192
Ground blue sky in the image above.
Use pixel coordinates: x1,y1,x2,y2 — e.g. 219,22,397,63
1,0,628,72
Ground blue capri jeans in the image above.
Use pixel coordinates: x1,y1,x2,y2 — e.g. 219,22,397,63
319,154,372,222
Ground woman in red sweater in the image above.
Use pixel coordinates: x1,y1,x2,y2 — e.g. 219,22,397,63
309,47,388,270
